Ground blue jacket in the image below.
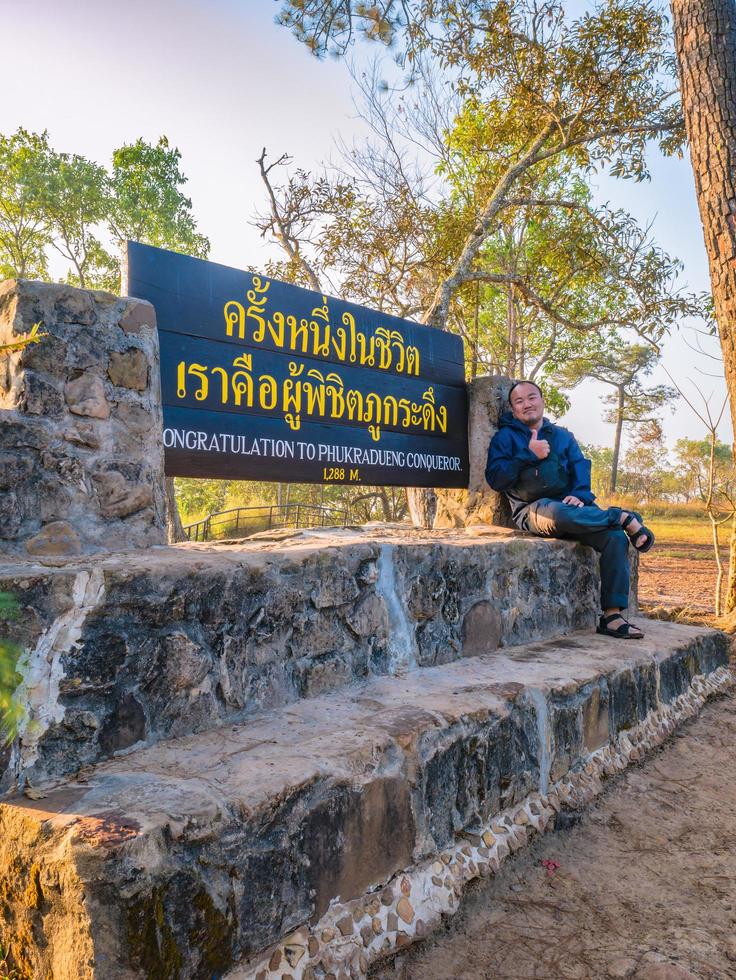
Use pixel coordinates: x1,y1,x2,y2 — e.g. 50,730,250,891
485,411,595,524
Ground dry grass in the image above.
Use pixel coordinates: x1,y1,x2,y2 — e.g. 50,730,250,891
604,495,707,519
646,516,724,549
599,498,731,628
598,496,726,550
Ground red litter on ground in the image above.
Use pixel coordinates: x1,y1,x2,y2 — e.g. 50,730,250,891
541,859,561,876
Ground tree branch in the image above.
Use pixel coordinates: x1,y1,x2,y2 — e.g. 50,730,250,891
460,270,619,332
422,120,557,329
256,147,322,291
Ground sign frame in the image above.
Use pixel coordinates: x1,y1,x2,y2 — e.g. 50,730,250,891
127,241,469,489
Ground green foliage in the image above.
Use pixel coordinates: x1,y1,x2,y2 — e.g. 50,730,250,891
281,0,684,175
674,437,736,506
275,0,408,58
256,167,360,291
175,477,407,529
557,343,677,424
535,381,569,418
582,434,736,508
40,149,111,289
175,478,228,521
0,130,208,292
253,2,712,515
556,342,676,490
616,434,670,500
454,163,655,391
0,942,20,980
106,136,210,288
0,128,52,280
438,0,682,173
580,443,614,499
268,0,707,386
0,321,46,355
0,593,25,746
579,436,727,505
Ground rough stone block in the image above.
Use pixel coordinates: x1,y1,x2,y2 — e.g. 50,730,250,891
0,618,727,979
24,520,82,557
461,599,503,656
119,299,156,335
92,467,153,518
0,529,607,790
0,279,166,554
64,372,110,418
582,683,610,753
434,374,514,529
107,349,148,390
18,370,65,416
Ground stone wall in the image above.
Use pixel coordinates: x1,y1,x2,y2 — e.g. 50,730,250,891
0,621,729,979
0,279,167,555
0,527,603,793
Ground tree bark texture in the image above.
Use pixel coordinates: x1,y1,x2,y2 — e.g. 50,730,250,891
672,0,736,441
165,477,186,543
422,375,516,530
726,510,736,613
406,486,438,528
672,0,736,615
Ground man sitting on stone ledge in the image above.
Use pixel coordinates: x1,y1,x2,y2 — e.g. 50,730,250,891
485,380,655,640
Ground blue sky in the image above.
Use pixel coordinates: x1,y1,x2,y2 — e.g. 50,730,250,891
2,0,728,450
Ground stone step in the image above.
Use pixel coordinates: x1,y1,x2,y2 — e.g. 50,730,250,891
0,527,633,791
0,618,726,980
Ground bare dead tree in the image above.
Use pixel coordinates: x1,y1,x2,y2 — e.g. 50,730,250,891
255,148,323,292
663,367,732,617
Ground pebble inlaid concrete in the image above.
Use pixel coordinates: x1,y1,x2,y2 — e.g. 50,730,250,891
237,666,733,980
0,619,729,979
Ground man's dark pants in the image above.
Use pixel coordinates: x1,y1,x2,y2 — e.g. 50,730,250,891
521,499,639,610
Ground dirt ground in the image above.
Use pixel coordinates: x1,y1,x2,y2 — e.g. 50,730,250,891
373,691,736,980
637,547,725,621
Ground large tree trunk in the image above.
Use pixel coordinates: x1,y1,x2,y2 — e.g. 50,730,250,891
672,0,736,433
726,511,736,613
672,0,736,607
506,283,517,376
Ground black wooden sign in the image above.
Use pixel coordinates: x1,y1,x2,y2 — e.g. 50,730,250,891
126,241,469,487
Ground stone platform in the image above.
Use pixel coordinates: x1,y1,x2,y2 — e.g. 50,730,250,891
0,603,729,978
0,526,634,793
4,272,709,980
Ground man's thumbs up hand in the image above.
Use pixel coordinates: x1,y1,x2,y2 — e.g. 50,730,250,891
529,428,550,460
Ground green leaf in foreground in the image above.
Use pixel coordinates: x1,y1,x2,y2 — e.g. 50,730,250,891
0,592,25,746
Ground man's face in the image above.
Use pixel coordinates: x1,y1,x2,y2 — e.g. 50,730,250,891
509,383,545,428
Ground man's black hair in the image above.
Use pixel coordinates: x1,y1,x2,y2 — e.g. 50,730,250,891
508,379,543,404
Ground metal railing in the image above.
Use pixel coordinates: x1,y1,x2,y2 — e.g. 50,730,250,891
183,502,351,542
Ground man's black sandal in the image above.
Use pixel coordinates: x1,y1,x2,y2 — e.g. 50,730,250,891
620,513,655,553
596,613,644,639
